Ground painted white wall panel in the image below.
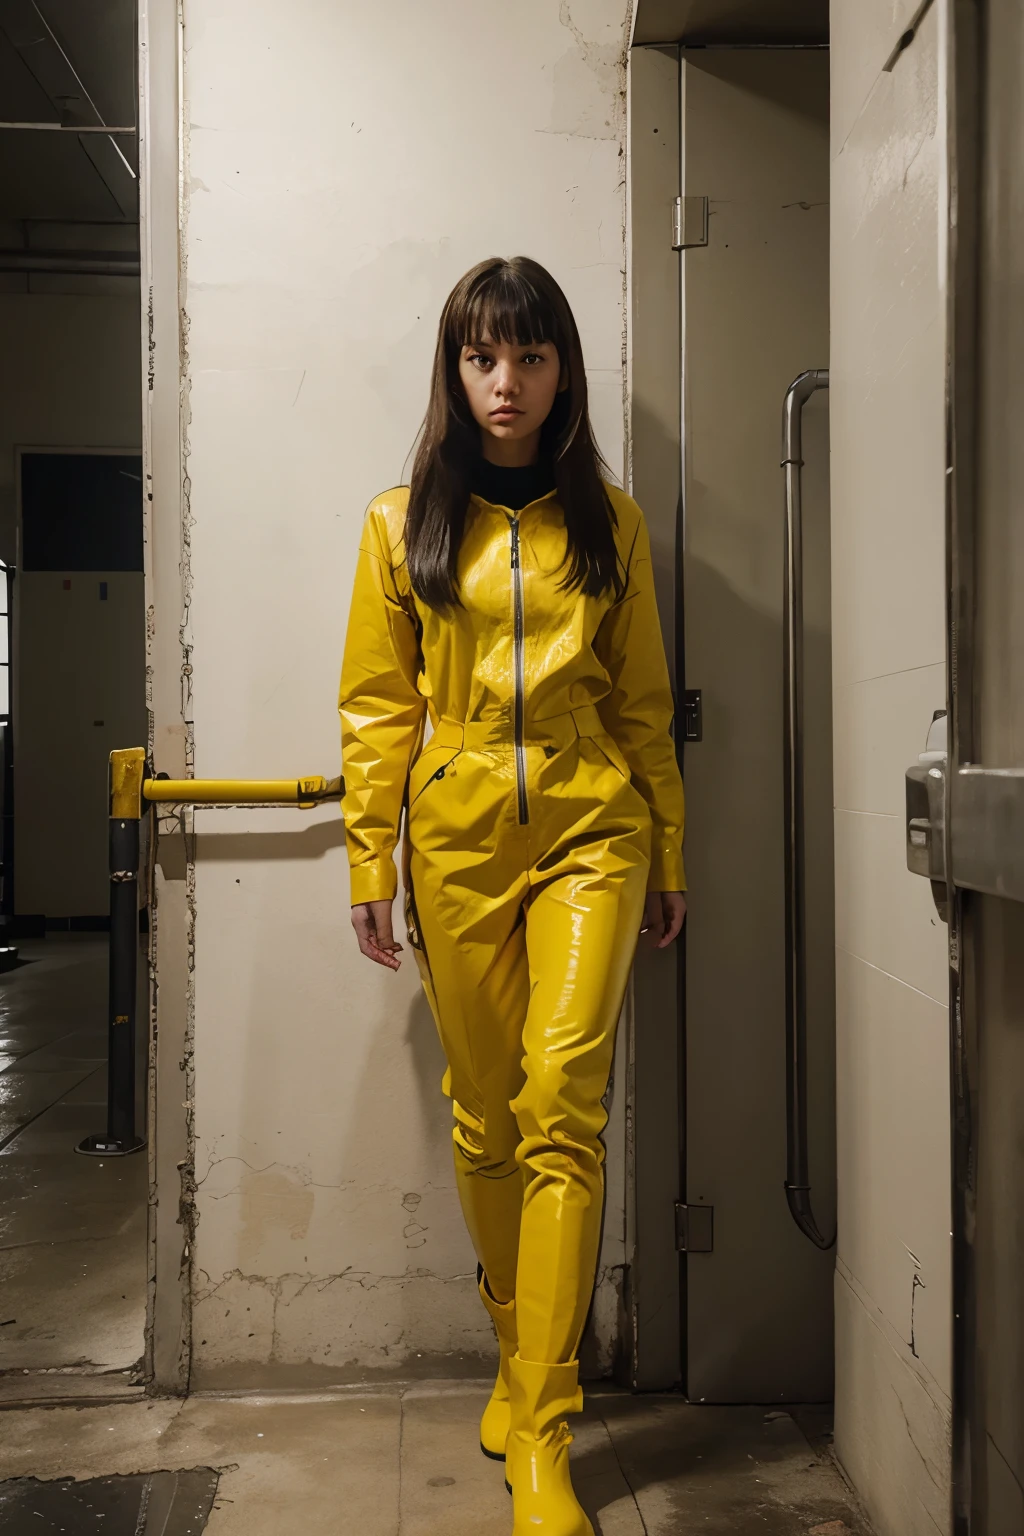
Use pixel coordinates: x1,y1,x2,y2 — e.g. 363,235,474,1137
834,809,948,1007
181,0,633,1382
832,664,946,815
831,0,934,160
835,1266,952,1536
831,0,952,1529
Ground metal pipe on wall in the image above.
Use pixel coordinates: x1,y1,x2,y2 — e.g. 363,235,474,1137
781,367,834,1251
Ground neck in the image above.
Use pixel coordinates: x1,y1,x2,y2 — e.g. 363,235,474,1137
480,430,542,469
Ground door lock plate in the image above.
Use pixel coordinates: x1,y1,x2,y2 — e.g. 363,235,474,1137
682,688,702,743
905,710,948,922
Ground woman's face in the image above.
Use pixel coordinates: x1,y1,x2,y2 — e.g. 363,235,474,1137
457,336,562,459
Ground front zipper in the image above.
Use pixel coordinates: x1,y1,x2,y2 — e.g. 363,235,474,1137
507,514,529,825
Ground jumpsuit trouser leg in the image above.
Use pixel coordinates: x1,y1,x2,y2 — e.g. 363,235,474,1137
410,852,533,1310
408,733,650,1367
512,858,647,1363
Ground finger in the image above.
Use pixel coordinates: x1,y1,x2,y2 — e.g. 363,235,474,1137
658,898,687,947
373,904,399,953
351,906,402,968
358,934,402,970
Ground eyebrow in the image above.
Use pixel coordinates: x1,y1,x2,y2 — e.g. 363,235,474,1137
464,339,548,350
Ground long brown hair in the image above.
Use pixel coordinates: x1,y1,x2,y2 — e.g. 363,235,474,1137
405,256,622,611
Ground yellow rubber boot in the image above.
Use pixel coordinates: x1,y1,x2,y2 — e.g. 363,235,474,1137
478,1268,517,1461
506,1356,594,1536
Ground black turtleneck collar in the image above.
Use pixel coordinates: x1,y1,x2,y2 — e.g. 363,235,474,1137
471,456,557,513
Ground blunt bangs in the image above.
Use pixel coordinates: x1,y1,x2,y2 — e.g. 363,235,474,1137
406,255,621,612
448,265,563,355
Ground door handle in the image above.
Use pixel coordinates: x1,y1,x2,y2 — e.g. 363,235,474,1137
905,710,948,922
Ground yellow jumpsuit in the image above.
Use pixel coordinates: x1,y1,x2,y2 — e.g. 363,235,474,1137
339,483,685,1371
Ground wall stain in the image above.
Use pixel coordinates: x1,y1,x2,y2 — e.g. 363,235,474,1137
238,1168,315,1267
542,1,625,144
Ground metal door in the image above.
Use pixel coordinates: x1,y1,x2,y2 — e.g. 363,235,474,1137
932,3,1024,1527
679,48,835,1401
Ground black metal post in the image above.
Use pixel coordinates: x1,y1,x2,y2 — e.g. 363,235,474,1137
77,749,146,1157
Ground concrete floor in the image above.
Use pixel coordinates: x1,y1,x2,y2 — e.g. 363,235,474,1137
0,1384,872,1534
0,941,873,1532
0,937,147,1382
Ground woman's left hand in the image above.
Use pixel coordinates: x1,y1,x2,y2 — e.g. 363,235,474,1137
640,890,687,948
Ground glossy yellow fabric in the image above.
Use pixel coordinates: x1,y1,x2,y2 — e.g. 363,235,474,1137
339,484,685,904
506,1357,593,1535
478,1272,516,1459
339,483,685,1375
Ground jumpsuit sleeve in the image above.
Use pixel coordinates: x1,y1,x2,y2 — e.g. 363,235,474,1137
339,505,426,905
593,505,687,892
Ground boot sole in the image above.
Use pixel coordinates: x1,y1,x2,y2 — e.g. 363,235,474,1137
479,1443,506,1463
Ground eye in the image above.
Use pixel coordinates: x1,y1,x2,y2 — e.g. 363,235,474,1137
467,352,494,370
522,352,546,366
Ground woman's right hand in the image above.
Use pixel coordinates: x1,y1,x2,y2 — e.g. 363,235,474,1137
351,899,403,970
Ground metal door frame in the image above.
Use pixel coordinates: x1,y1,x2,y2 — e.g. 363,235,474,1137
944,2,977,1522
943,1,1017,1526
625,39,687,1390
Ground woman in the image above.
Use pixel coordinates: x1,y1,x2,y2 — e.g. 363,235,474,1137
339,256,685,1536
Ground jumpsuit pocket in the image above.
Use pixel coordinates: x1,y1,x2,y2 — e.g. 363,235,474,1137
408,742,461,807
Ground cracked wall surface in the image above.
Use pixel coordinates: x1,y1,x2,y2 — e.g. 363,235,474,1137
830,2,952,1532
177,0,634,1384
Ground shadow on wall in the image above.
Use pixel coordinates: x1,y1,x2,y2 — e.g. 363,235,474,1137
195,820,346,862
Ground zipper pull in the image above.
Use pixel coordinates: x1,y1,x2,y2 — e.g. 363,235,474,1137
508,515,520,570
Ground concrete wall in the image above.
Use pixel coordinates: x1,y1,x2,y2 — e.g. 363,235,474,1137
830,2,952,1531
177,0,635,1385
0,292,143,917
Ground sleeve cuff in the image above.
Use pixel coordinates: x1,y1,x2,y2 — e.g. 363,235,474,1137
647,847,686,894
349,857,398,906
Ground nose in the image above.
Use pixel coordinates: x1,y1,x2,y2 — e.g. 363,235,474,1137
493,362,518,399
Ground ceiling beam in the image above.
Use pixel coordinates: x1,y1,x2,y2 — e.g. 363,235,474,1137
0,0,137,217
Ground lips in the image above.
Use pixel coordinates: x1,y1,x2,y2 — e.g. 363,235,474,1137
490,407,523,420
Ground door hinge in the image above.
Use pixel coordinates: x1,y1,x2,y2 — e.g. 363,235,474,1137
681,688,702,742
672,194,709,251
675,1202,714,1253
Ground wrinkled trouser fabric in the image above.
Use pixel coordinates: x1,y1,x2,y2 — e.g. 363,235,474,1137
405,707,651,1366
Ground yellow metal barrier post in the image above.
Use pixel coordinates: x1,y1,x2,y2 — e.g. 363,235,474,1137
142,773,342,807
77,748,147,1157
75,755,343,1153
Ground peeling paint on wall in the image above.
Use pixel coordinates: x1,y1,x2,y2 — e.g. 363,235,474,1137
175,35,199,1389
544,3,625,143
